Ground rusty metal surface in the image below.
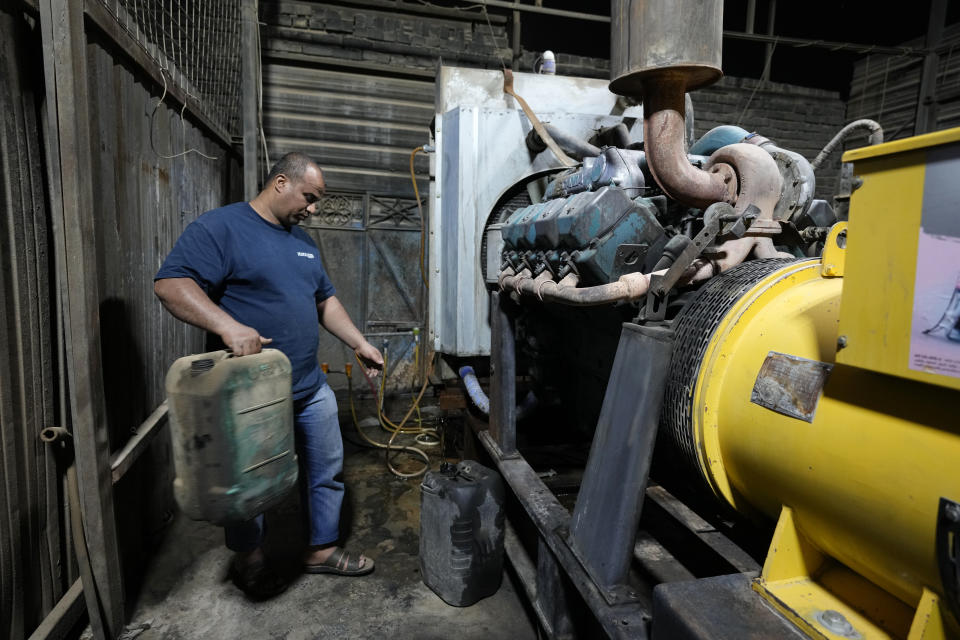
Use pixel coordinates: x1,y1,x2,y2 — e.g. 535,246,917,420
750,352,833,422
610,0,723,95
302,192,427,392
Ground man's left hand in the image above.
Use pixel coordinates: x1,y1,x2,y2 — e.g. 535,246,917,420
355,341,384,378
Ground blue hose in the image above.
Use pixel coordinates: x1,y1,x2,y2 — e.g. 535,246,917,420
458,366,490,414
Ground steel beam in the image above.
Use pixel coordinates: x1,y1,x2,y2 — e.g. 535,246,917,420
569,324,673,594
536,538,575,639
489,291,517,456
478,431,651,639
26,579,83,640
110,402,169,485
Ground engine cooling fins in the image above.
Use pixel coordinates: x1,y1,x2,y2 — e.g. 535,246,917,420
659,258,797,487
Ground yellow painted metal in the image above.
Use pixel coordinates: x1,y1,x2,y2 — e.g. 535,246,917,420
836,129,960,391
692,260,840,510
908,588,960,639
820,222,847,278
755,506,916,639
689,259,960,637
842,127,960,162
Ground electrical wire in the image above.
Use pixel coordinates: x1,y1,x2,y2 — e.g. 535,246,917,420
410,146,429,289
256,17,270,181
358,350,437,436
149,69,219,160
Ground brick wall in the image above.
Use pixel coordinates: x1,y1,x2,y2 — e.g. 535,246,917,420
260,0,510,71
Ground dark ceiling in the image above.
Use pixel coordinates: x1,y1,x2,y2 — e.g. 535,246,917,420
506,0,960,99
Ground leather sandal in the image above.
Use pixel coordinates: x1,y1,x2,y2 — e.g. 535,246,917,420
303,547,375,576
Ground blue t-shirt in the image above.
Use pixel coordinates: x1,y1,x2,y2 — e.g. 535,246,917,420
155,202,336,400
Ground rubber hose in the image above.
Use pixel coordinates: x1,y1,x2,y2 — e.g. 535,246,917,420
458,366,490,414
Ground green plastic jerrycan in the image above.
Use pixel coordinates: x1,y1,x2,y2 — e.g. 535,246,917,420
166,349,298,525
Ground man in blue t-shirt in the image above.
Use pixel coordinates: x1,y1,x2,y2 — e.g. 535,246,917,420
155,152,383,598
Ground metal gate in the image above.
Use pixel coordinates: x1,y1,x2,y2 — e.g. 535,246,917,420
301,191,428,392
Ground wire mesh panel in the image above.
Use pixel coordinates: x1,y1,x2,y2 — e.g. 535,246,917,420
93,0,244,136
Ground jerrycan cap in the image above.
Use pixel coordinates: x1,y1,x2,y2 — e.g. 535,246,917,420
421,462,459,495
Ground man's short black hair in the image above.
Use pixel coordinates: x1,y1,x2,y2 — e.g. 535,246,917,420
264,152,319,186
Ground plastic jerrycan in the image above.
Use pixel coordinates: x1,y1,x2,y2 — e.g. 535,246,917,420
419,460,506,606
166,349,298,525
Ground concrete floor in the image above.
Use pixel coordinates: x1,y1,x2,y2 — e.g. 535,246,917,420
118,422,539,640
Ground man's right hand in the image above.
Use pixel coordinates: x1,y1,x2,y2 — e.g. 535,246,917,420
220,322,272,355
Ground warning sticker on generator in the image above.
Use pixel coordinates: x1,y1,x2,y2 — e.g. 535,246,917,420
750,352,833,422
909,145,960,379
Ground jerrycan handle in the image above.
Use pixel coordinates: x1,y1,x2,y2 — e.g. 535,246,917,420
190,350,232,375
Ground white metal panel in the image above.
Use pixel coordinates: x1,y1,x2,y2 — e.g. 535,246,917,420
430,66,644,356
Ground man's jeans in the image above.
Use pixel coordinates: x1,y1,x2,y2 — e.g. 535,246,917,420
225,383,344,552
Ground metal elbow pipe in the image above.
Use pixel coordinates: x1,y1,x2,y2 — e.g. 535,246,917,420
535,272,657,306
643,74,736,210
40,426,72,443
592,123,632,149
751,236,794,260
705,143,783,220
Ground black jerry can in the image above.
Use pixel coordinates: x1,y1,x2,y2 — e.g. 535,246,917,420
419,460,506,606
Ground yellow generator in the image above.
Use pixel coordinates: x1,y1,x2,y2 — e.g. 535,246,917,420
658,127,960,639
436,1,960,638
475,126,960,640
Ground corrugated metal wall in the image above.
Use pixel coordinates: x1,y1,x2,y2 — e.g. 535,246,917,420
848,23,960,140
0,6,71,638
261,62,433,197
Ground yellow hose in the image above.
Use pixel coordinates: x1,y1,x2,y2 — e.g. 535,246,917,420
410,146,429,290
349,350,438,479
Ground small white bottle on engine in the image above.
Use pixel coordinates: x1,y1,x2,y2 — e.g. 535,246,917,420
540,50,556,75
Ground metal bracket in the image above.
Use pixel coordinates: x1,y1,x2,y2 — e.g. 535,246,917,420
642,203,757,322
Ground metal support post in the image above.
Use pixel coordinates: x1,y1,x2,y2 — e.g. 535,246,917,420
568,323,674,594
241,0,259,199
490,291,517,456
